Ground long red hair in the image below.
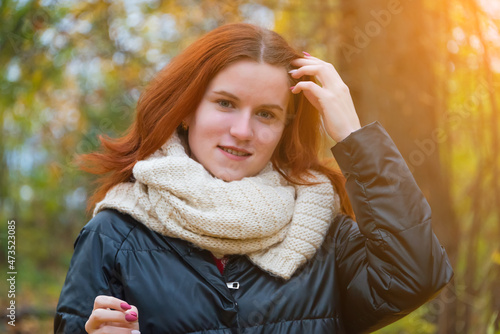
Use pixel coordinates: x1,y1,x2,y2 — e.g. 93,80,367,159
79,23,353,217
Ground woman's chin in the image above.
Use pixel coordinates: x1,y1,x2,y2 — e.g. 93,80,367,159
212,169,246,182
218,173,243,182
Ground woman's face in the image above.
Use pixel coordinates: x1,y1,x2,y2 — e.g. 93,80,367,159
186,60,290,181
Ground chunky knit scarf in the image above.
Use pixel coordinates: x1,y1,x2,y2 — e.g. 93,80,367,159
94,132,340,279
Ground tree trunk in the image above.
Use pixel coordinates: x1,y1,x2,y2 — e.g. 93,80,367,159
337,0,458,331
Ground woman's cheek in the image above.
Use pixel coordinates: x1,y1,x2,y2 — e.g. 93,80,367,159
210,109,234,125
259,123,285,146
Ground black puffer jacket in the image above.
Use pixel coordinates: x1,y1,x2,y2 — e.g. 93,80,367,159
54,122,453,333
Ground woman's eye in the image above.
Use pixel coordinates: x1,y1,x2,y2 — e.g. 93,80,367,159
217,100,233,108
257,110,275,120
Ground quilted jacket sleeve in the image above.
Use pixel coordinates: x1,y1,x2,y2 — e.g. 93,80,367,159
330,122,453,333
54,212,128,334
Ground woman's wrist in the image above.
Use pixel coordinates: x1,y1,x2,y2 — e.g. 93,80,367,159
331,125,362,143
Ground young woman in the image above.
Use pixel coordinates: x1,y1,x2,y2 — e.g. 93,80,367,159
54,23,453,334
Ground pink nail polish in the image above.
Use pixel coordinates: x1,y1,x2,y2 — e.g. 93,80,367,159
290,86,295,90
125,314,138,322
302,51,311,57
120,302,132,310
129,311,138,317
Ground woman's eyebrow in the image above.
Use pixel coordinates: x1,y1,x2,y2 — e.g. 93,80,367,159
259,104,284,112
213,90,240,101
212,90,284,112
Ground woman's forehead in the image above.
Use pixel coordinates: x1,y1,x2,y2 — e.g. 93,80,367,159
206,60,290,107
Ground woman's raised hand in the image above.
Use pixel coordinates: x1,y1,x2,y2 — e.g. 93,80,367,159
290,52,361,143
85,295,140,334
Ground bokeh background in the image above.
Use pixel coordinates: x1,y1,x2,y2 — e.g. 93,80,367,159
1,0,499,333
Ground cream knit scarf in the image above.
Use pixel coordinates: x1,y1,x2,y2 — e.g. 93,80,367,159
94,132,340,279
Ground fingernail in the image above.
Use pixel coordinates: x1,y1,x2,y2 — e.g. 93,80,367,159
131,331,141,334
120,302,132,310
302,51,311,57
125,314,138,322
288,69,298,74
129,311,138,317
290,86,295,90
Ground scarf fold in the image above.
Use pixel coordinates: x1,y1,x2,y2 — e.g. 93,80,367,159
94,132,340,279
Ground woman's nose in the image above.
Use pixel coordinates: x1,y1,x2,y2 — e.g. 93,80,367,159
229,112,253,140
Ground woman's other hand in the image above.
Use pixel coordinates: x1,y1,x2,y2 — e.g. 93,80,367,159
290,53,361,142
85,295,140,334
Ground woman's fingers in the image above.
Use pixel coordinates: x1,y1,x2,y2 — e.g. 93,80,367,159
290,58,343,88
85,295,140,333
85,310,139,333
289,65,327,87
93,295,133,312
290,81,323,110
87,308,137,327
289,53,361,142
93,295,139,319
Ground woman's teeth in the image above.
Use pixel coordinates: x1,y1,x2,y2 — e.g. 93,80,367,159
221,147,250,156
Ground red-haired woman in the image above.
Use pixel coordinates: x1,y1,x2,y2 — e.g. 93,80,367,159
54,23,453,334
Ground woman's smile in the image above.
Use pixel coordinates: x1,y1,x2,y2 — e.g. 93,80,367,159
218,145,252,159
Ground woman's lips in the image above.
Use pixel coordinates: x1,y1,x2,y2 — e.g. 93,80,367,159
218,146,252,160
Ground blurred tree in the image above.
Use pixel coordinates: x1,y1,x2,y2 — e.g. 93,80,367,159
335,0,460,332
